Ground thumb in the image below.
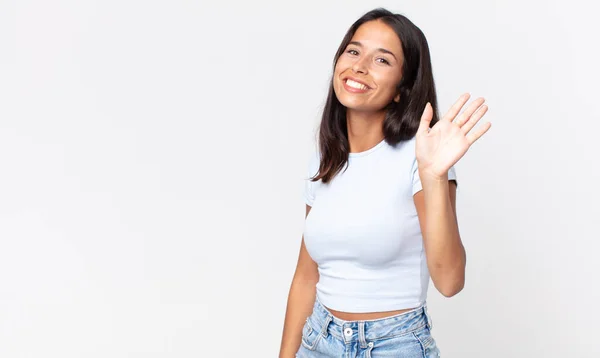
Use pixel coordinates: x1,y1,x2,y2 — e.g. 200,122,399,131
418,102,433,135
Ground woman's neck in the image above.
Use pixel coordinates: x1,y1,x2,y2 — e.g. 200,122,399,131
346,109,386,153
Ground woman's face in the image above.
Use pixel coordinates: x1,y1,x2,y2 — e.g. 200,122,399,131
333,20,404,113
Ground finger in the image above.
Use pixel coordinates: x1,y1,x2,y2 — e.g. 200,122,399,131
466,122,492,144
418,102,433,134
461,104,489,134
442,93,471,122
454,97,486,128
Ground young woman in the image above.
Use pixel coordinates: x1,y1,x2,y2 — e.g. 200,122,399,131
279,8,491,358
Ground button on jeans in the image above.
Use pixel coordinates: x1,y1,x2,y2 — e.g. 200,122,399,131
296,298,440,358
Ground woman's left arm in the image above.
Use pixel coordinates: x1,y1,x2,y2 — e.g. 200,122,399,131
413,93,492,297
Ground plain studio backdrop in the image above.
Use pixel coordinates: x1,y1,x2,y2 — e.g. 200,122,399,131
1,0,599,357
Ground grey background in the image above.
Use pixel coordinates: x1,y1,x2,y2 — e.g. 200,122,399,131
1,0,599,357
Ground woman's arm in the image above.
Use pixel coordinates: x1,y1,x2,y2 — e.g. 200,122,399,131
279,205,319,358
413,177,465,297
412,94,490,298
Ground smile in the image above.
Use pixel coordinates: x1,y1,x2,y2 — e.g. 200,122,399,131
343,78,370,93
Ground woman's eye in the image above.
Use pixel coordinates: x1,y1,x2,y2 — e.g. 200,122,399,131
376,58,390,65
347,49,359,56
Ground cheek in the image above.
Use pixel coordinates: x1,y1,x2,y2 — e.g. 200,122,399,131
333,58,348,78
374,73,401,97
333,62,347,91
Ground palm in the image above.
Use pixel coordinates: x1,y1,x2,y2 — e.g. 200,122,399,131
416,94,492,177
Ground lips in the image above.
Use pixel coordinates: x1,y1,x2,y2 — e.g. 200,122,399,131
342,76,371,94
343,76,371,90
340,74,374,95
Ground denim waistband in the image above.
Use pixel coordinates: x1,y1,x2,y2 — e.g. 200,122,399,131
308,297,433,346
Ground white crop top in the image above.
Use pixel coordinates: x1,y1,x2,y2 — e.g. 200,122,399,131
303,137,457,313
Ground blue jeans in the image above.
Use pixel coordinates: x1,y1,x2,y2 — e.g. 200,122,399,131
296,298,441,357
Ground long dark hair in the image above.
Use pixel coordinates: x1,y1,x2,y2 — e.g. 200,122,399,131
313,8,440,183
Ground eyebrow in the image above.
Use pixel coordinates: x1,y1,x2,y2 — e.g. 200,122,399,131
348,41,397,61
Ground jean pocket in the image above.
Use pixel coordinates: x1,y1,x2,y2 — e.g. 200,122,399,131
413,326,440,357
300,318,322,351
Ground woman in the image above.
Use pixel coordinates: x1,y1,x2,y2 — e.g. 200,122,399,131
279,8,491,358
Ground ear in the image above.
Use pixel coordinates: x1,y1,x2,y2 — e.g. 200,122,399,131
393,93,400,103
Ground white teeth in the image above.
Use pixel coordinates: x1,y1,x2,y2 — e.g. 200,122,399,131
346,79,368,90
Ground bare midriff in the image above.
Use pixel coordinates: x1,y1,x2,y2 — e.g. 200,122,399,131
325,306,416,321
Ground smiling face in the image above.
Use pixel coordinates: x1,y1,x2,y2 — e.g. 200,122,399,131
333,20,404,113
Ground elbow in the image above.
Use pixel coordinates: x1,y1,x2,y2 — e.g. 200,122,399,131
438,280,464,297
432,267,465,298
431,252,466,298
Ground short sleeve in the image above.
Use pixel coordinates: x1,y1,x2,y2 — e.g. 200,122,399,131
411,157,458,195
304,151,320,206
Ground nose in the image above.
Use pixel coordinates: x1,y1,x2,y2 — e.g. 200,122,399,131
352,57,368,74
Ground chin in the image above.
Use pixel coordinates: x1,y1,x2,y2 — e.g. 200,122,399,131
334,90,363,110
337,98,363,111
336,96,376,112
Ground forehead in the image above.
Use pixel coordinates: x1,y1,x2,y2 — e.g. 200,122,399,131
351,20,403,56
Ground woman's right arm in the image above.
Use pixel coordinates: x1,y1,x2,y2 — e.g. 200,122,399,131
279,205,319,358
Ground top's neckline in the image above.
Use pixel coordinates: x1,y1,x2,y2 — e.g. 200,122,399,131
349,139,387,158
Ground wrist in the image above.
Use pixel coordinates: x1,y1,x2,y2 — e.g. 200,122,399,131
418,167,448,184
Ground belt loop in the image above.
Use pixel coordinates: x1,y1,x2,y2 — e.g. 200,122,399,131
320,314,332,338
358,321,367,349
423,303,433,330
